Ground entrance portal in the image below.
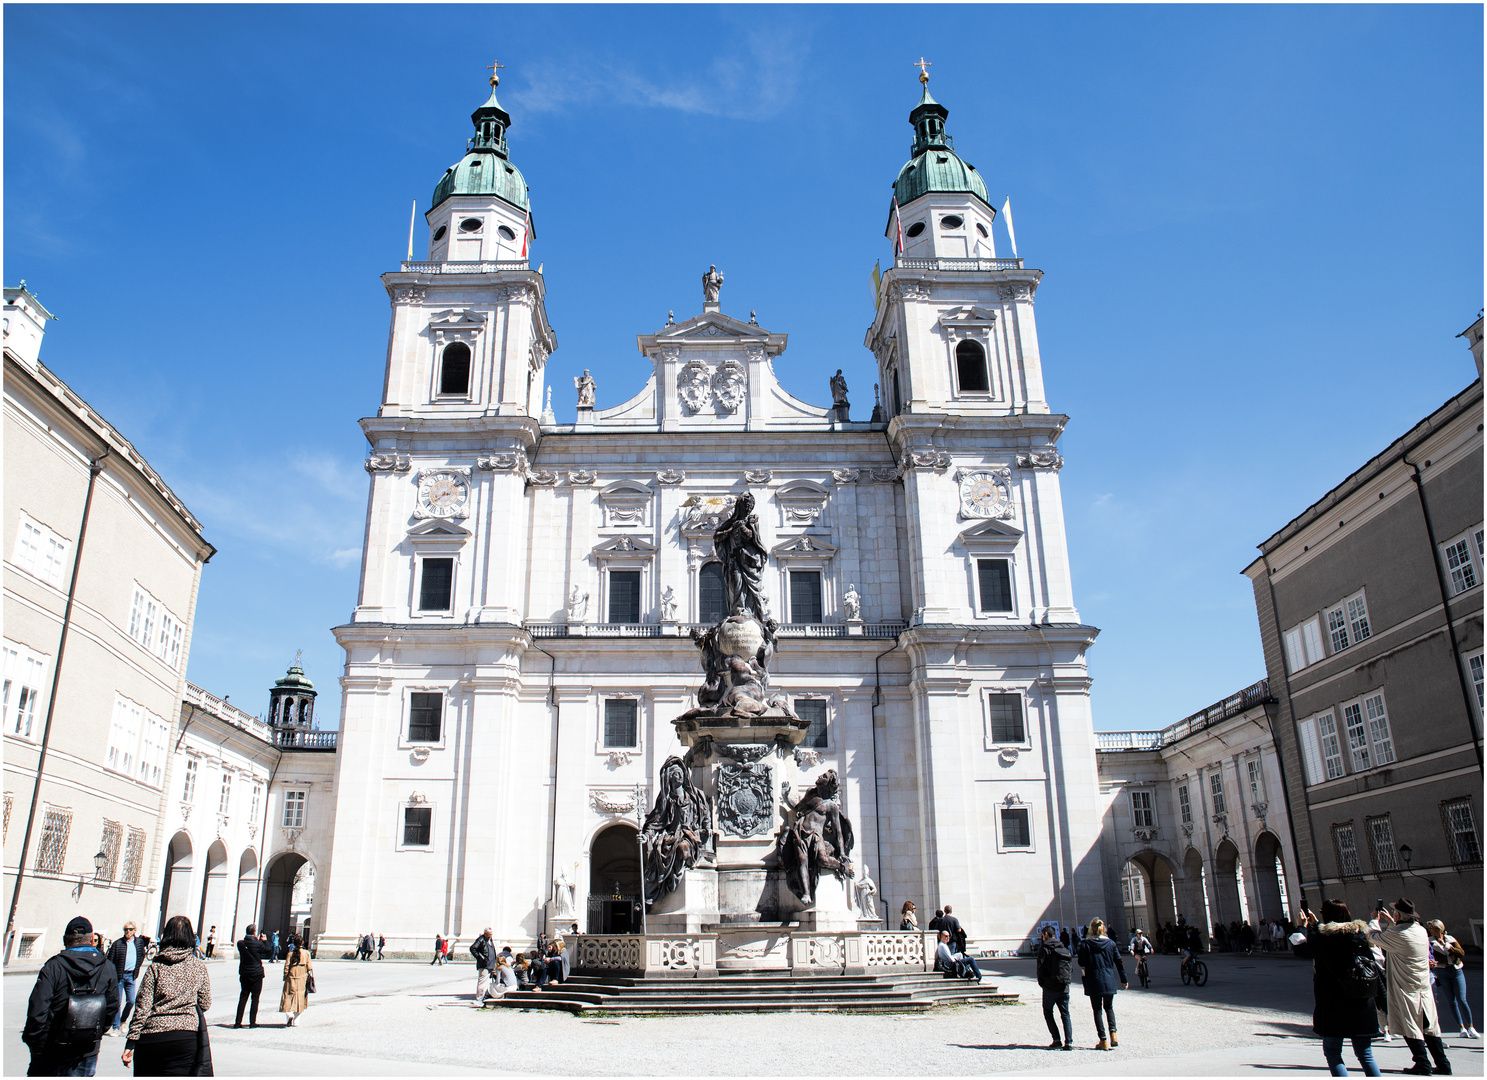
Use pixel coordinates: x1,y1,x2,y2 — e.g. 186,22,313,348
587,824,642,934
262,853,309,944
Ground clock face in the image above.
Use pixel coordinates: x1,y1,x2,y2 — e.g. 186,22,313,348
958,470,1011,519
419,472,468,517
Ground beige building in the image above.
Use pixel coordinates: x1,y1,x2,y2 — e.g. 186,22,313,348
3,283,215,963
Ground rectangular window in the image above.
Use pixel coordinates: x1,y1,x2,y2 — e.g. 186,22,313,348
1247,759,1265,804
1442,799,1481,865
282,790,307,829
121,827,145,886
603,698,638,749
1470,653,1485,710
1342,701,1371,772
249,783,262,825
36,805,71,873
1346,594,1371,645
1296,716,1325,785
986,692,1025,744
1209,771,1226,816
403,806,432,846
218,772,232,815
1000,807,1032,849
1362,693,1395,766
1178,784,1192,824
795,698,828,748
106,696,142,777
976,559,1012,613
1284,616,1327,672
607,570,641,623
13,515,68,588
789,570,823,624
181,759,198,804
1443,535,1480,595
418,558,454,612
1131,790,1154,828
138,710,169,789
98,820,122,881
127,583,181,663
1327,605,1351,654
698,563,727,625
1367,816,1398,873
1334,823,1362,877
3,640,47,740
1316,710,1346,779
408,692,442,742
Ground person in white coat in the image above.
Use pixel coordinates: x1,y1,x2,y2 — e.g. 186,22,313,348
1368,898,1452,1076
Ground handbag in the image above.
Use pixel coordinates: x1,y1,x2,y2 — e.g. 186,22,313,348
306,972,316,994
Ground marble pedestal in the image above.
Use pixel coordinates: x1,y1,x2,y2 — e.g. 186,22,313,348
647,866,718,936
789,871,860,933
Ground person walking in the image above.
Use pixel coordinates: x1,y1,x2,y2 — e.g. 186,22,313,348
1290,899,1383,1077
106,922,145,1039
899,901,918,931
279,934,312,1027
430,934,443,965
1426,920,1478,1039
470,928,498,1006
269,931,280,964
234,922,272,1028
376,934,385,961
1369,899,1452,1076
1036,926,1075,1050
204,927,215,960
23,916,119,1076
121,915,212,1076
1076,917,1127,1051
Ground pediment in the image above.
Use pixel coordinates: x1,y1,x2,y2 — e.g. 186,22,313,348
406,519,471,542
426,308,487,331
592,535,657,555
771,534,838,558
937,305,999,329
959,518,1024,544
658,311,764,342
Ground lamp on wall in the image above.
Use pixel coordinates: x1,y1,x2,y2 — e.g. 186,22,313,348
1398,844,1437,895
92,850,107,879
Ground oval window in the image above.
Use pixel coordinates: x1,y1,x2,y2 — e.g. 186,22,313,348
432,225,448,242
976,222,989,238
497,225,516,240
458,217,483,233
941,215,964,230
905,221,926,238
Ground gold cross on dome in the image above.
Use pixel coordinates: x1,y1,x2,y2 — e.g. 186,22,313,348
487,59,505,86
914,56,932,84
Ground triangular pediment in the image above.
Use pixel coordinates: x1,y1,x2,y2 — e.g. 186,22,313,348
658,311,766,342
959,518,1023,542
426,309,486,331
406,519,471,540
592,535,657,555
771,534,838,557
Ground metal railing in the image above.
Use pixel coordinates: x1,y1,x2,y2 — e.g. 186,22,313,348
399,260,530,274
893,257,1025,272
1099,679,1272,752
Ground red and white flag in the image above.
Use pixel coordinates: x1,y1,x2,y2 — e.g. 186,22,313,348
893,197,905,255
520,207,531,258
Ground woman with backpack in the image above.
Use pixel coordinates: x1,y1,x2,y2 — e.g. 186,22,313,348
1290,899,1382,1076
121,915,212,1076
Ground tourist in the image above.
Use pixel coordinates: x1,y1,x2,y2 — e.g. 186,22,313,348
234,922,272,1028
546,937,570,985
280,933,312,1027
1368,899,1452,1076
933,929,982,982
927,909,945,934
23,915,119,1076
377,934,386,961
899,901,918,931
1076,918,1127,1050
122,915,212,1075
204,926,216,959
270,930,280,964
1036,925,1075,1050
495,950,518,995
1426,920,1477,1038
470,928,498,1006
107,921,145,1038
1291,899,1382,1077
941,905,967,955
431,933,444,965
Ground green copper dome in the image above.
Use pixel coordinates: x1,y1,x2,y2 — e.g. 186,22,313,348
431,82,530,213
274,663,315,692
891,85,990,210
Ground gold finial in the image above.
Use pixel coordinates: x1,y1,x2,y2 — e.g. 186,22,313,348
293,649,302,667
914,56,932,84
486,59,505,87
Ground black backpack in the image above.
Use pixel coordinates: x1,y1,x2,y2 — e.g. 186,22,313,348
1329,945,1385,1000
49,970,107,1056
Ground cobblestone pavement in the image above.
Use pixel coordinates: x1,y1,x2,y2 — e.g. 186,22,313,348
5,952,1483,1075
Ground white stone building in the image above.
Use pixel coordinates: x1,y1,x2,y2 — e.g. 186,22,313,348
317,73,1105,956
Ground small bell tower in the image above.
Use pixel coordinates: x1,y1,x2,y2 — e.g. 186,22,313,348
268,655,317,745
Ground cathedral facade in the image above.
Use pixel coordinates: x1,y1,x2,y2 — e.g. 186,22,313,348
319,72,1105,955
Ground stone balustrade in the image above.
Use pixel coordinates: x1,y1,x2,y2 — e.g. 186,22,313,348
570,930,936,978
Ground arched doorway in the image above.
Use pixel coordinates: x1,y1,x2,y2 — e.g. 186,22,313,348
587,824,641,935
1180,846,1209,947
1253,831,1288,922
261,853,308,944
1120,851,1177,940
159,832,194,933
1213,838,1245,928
198,841,228,943
233,850,259,939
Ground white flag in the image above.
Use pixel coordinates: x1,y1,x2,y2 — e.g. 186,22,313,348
1001,197,1018,258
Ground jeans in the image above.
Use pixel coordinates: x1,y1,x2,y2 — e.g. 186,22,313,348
1089,993,1117,1040
28,1053,98,1076
1321,1036,1380,1076
115,973,137,1032
1404,1035,1451,1074
1042,984,1072,1044
1436,967,1474,1032
236,975,263,1025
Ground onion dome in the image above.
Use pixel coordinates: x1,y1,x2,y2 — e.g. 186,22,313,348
431,74,530,213
891,83,990,210
273,662,315,692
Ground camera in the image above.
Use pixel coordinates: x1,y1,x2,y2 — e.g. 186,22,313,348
1376,898,1388,913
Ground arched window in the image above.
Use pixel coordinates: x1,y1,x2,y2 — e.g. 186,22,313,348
698,562,727,625
891,369,903,417
439,342,472,396
956,340,989,393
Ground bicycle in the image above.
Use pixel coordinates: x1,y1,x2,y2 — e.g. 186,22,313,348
1180,955,1208,986
1135,955,1150,988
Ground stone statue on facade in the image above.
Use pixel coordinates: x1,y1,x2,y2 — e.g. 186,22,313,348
854,865,879,919
641,756,713,898
574,369,596,407
712,492,769,626
660,586,677,622
830,369,849,407
775,769,855,907
843,584,861,622
702,265,724,304
567,585,589,621
553,865,577,918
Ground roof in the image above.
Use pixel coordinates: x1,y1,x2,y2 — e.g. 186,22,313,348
431,80,530,212
273,663,316,693
892,84,991,210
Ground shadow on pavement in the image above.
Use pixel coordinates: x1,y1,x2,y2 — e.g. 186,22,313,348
950,1044,1065,1052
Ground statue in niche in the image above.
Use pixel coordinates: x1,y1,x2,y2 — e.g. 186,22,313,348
660,586,677,622
553,865,577,918
830,369,849,407
712,493,769,625
702,265,724,304
843,584,861,622
775,769,855,907
854,865,879,919
567,585,589,621
641,756,713,899
574,369,596,407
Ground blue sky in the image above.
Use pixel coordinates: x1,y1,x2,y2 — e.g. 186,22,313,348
6,5,1481,731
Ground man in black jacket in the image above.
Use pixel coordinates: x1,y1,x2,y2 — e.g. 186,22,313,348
941,905,967,955
1036,925,1075,1050
104,921,144,1038
234,923,272,1028
23,916,120,1076
470,928,498,1006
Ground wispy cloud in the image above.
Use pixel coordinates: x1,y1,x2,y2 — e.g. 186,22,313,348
510,26,810,121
